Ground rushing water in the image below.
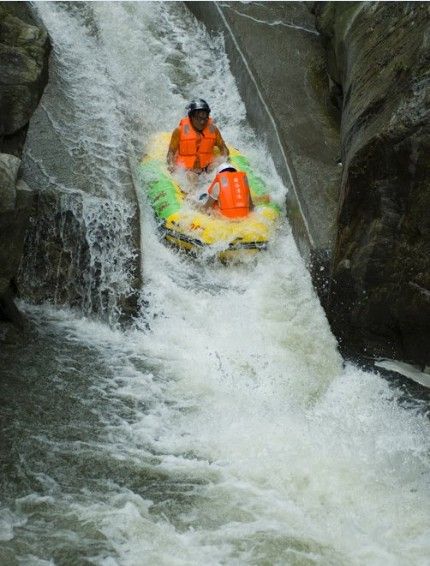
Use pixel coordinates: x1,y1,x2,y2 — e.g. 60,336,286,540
1,3,430,565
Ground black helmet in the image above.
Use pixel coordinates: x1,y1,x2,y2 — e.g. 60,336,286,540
187,98,211,116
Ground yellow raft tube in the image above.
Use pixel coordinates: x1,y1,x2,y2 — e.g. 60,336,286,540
138,133,281,261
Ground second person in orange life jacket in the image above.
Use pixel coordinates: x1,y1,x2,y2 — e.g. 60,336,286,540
167,98,229,174
200,162,253,219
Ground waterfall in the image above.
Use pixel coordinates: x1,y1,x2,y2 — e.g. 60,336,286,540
19,2,141,322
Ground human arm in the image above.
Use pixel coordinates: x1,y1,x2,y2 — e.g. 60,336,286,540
199,180,219,211
215,127,229,158
166,128,180,171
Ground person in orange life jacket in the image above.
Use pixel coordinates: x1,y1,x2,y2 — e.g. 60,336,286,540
166,98,229,175
200,162,254,219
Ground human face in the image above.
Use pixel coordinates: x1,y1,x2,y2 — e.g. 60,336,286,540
190,110,209,132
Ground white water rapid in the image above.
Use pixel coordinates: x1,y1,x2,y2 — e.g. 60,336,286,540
1,3,429,565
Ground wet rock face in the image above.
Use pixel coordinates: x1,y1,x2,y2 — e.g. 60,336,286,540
18,189,140,324
0,4,50,155
315,2,430,364
0,4,50,324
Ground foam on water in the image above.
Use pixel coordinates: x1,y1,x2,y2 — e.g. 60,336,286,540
2,2,429,565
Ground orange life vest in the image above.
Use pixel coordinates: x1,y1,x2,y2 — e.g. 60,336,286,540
208,171,251,218
176,116,217,169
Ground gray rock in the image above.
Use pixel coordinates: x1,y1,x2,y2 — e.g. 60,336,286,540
0,43,42,85
0,4,50,144
0,277,24,327
15,178,34,209
0,3,50,326
0,153,20,211
315,2,430,364
0,176,34,285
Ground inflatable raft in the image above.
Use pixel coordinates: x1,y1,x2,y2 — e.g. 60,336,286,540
138,132,281,261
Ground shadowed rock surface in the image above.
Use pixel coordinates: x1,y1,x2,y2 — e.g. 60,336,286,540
315,2,430,364
0,2,50,325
